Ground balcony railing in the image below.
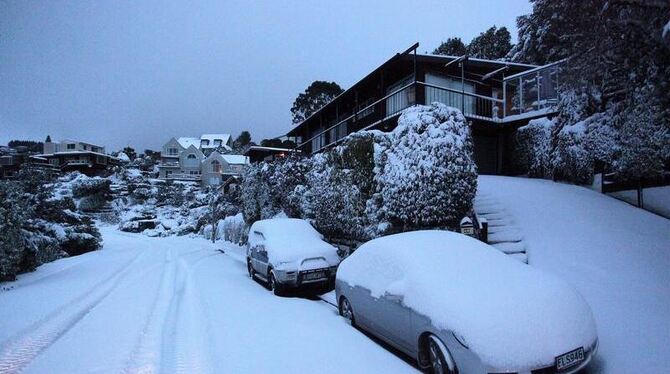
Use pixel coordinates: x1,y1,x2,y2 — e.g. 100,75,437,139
297,61,563,153
503,60,563,118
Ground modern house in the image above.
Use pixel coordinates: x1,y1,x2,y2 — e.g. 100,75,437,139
158,134,249,186
286,43,562,174
0,146,58,179
37,139,118,176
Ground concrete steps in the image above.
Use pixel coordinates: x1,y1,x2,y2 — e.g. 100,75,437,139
474,194,528,264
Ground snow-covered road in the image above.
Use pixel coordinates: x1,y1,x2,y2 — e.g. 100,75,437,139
0,226,417,373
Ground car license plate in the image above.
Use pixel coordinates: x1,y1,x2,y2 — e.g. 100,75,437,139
304,271,324,280
556,347,585,371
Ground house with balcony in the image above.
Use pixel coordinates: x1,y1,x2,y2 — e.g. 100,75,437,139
158,134,248,186
286,43,562,175
36,139,117,176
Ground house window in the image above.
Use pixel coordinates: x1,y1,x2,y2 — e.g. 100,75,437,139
187,154,196,159
358,98,374,118
425,72,475,114
201,139,210,147
386,76,416,116
67,144,76,150
311,128,326,151
214,139,222,147
168,147,179,156
211,160,221,173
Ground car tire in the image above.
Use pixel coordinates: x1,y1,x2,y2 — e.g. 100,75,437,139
339,296,356,327
268,270,284,296
426,335,457,374
247,261,255,279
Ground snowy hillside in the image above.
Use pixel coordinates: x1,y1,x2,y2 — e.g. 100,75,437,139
478,176,670,373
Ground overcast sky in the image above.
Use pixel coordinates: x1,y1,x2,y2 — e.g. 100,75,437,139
1,0,532,152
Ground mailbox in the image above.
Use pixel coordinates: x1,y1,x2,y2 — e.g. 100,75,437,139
460,217,474,236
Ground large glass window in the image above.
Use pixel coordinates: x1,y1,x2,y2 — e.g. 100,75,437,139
386,76,416,116
425,73,475,114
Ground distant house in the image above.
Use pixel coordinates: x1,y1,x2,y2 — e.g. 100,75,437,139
244,145,300,163
34,139,117,176
158,134,249,186
286,43,563,175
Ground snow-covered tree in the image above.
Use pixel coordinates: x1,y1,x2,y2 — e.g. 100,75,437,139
374,103,477,229
0,181,30,281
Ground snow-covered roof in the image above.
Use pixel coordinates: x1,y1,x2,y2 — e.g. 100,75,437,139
177,137,200,149
222,155,249,165
200,134,231,148
337,230,597,369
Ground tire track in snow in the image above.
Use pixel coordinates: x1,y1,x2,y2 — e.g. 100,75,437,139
122,248,177,374
161,250,216,374
0,250,148,373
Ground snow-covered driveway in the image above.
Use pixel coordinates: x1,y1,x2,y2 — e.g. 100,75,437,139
0,226,416,373
478,176,670,373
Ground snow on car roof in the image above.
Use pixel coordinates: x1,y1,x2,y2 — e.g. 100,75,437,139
337,230,597,370
249,218,337,264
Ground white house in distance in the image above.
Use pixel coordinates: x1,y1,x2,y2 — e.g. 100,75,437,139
158,134,249,187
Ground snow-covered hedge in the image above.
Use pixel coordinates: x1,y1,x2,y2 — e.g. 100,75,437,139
242,102,478,243
514,117,555,178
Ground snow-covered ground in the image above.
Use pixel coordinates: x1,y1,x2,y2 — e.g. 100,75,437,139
478,176,670,373
0,226,416,373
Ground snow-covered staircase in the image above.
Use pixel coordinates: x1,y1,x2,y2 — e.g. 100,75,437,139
474,194,528,263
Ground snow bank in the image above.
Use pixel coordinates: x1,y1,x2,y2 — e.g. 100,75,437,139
478,176,670,372
248,219,339,268
337,230,597,369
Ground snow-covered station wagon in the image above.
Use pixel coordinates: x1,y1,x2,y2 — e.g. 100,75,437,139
246,219,341,295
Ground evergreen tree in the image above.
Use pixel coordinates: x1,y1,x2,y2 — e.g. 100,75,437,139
467,26,513,60
290,81,343,124
233,131,252,152
45,135,52,143
122,146,137,160
432,37,467,56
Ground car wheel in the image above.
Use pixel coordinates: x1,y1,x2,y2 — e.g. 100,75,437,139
339,297,355,327
427,335,456,374
269,270,283,296
247,261,255,279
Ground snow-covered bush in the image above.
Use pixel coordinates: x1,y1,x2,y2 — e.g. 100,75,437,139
0,181,31,281
514,117,555,178
374,103,477,228
0,171,103,281
221,213,246,244
551,121,593,184
71,176,111,198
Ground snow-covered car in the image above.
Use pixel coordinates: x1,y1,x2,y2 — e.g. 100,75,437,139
246,218,341,295
335,230,598,374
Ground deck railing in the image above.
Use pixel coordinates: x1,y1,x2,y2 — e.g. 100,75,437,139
503,60,563,118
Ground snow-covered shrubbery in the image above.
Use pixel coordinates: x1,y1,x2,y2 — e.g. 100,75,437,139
242,103,478,243
0,170,103,281
514,117,555,178
374,103,477,229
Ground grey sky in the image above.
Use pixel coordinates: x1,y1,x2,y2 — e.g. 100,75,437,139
1,0,531,152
